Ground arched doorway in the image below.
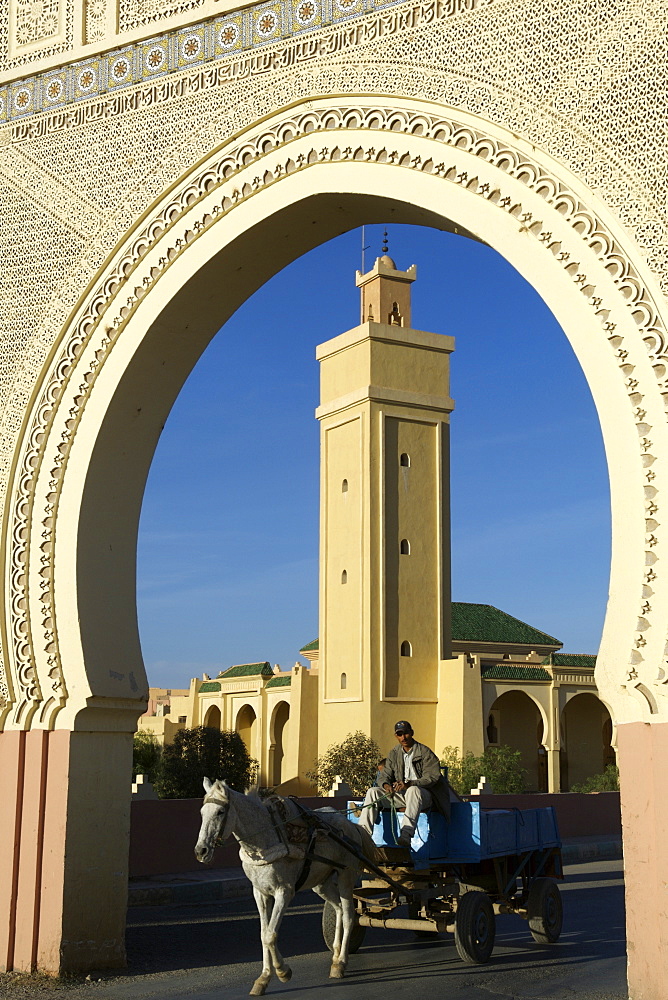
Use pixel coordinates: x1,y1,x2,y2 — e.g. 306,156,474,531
203,705,221,730
561,694,615,791
236,704,257,759
488,691,547,792
2,96,666,985
270,701,290,786
33,102,656,740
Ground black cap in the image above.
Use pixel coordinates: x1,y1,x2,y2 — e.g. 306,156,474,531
394,720,412,734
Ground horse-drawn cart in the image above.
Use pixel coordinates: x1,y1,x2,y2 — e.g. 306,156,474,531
196,779,564,993
322,800,564,965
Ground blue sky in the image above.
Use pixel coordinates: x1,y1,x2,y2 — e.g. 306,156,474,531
136,223,611,688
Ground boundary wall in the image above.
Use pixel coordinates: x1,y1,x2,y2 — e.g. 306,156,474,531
129,792,620,878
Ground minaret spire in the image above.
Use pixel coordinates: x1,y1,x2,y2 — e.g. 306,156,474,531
355,242,417,327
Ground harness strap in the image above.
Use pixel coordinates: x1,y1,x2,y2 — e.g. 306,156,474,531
266,799,289,849
295,826,318,891
290,798,346,891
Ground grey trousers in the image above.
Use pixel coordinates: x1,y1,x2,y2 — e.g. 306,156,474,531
358,784,433,839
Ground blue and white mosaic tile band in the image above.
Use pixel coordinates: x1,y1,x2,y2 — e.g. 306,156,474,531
0,0,375,124
0,0,480,127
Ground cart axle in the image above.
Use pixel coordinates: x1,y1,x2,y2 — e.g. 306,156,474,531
357,914,453,933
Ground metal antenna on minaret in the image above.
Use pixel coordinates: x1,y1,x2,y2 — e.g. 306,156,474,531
361,226,370,273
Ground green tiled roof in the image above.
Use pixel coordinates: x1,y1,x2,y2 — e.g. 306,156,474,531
482,665,551,681
451,603,561,647
199,681,221,692
266,675,292,688
300,603,559,657
218,661,273,678
300,638,319,653
542,653,597,668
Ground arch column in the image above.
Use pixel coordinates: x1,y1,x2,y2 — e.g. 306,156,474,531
0,724,139,974
617,721,668,998
546,683,563,793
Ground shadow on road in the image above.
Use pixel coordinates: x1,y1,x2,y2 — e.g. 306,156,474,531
120,873,626,982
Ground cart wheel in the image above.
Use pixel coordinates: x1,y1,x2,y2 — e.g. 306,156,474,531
322,902,367,954
527,878,563,944
454,891,495,965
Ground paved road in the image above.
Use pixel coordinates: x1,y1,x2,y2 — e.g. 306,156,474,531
2,860,627,1000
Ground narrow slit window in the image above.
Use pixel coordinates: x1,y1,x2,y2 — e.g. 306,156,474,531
400,453,410,468
400,539,410,555
400,640,412,657
342,479,349,493
341,569,347,584
340,672,347,690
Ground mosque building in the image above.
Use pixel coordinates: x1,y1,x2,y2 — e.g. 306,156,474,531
139,253,614,795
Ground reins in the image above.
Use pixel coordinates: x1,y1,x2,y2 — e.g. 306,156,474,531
202,787,408,893
204,787,396,848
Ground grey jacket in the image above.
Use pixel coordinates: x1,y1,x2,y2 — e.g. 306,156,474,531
377,740,452,821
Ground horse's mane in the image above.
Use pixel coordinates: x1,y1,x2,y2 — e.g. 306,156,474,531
241,787,380,863
244,784,263,804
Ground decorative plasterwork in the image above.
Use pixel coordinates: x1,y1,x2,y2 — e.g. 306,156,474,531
85,0,107,44
0,144,104,236
119,0,207,33
0,2,667,732
15,0,62,47
552,672,597,687
1,0,74,72
2,100,666,730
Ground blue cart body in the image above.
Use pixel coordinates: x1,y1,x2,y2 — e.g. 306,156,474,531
350,801,561,870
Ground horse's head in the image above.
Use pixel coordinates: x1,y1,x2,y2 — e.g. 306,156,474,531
195,777,234,864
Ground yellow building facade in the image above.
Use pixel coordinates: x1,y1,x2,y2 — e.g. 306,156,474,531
139,260,614,795
139,661,319,794
139,607,613,795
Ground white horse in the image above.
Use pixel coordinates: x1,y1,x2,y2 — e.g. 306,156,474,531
195,777,377,995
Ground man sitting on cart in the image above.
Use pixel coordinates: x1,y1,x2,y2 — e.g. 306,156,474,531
359,720,451,847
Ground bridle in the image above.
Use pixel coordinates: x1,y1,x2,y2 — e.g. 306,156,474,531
202,790,234,846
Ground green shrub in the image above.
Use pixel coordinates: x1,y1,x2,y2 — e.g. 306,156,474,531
307,731,381,797
132,731,162,783
570,764,619,793
441,744,527,795
155,726,256,799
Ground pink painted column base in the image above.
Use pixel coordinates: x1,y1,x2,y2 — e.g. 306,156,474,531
618,720,668,1000
0,729,132,975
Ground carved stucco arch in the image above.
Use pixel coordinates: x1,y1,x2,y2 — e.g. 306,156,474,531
270,700,291,746
485,685,550,746
3,95,668,736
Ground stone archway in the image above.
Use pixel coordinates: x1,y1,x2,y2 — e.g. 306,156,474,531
235,704,257,758
19,100,664,727
560,693,615,791
1,94,668,993
270,701,290,786
203,704,221,730
487,690,547,792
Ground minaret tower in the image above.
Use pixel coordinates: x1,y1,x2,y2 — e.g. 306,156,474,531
315,243,455,751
